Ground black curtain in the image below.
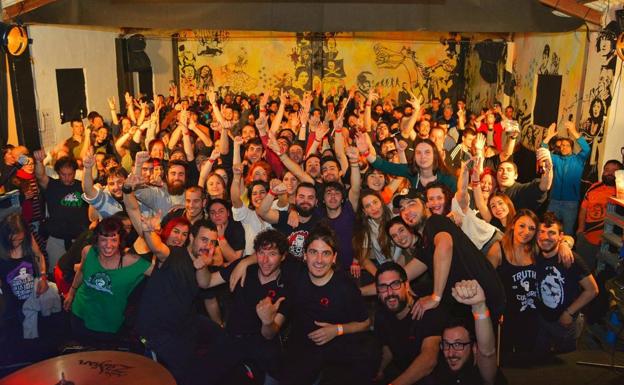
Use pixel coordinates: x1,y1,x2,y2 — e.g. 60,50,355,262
0,51,8,146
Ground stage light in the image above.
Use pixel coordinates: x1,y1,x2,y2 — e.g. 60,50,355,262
0,23,28,56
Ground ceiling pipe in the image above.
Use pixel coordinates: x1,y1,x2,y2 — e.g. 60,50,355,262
539,0,603,25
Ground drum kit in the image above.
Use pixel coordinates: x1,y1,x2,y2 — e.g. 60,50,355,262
0,350,176,385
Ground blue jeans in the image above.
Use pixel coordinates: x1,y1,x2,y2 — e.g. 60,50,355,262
547,199,579,235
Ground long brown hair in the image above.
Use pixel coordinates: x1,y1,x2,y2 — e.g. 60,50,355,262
487,191,516,228
411,138,450,176
501,209,539,265
353,189,393,264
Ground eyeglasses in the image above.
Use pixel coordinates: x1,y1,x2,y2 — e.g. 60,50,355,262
440,340,473,351
376,279,403,293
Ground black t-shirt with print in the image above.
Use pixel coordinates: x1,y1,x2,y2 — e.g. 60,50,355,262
536,252,591,322
0,254,38,319
43,178,89,239
374,303,443,372
275,210,321,260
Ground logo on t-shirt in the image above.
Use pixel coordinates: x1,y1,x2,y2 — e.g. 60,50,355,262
6,261,34,300
288,230,309,259
319,297,330,307
267,289,276,299
84,272,113,295
539,266,565,309
61,192,84,207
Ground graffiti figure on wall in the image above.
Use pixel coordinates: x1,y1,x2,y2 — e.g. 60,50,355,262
219,47,258,95
580,21,619,177
196,30,228,57
372,42,458,103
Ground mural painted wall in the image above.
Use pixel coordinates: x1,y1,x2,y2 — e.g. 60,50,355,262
509,31,587,150
578,21,620,181
175,31,469,105
464,40,508,114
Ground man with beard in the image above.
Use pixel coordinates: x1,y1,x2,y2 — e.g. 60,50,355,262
200,229,293,385
81,148,128,218
373,262,442,385
138,217,221,385
258,182,321,260
134,159,187,214
393,189,505,322
164,186,208,225
433,280,498,385
535,213,598,355
576,159,623,269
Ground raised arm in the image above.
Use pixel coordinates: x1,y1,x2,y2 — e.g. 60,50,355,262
107,96,119,126
537,148,553,192
140,211,171,262
198,149,220,188
81,148,98,199
33,148,50,189
269,89,289,135
451,280,497,385
267,134,315,184
413,231,452,319
230,163,245,209
346,146,361,210
257,182,287,224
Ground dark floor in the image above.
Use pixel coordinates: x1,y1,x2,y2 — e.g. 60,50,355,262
504,349,624,385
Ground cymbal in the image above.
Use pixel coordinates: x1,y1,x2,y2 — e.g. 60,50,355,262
0,350,176,385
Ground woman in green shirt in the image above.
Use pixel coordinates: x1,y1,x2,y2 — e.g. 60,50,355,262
63,216,153,345
356,134,457,194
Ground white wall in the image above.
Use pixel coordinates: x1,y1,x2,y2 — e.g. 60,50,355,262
145,37,174,97
28,25,119,150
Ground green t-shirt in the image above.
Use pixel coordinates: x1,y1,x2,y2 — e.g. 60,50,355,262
72,247,150,333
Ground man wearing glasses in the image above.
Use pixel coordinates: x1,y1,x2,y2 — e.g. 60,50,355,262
434,280,498,385
373,262,442,385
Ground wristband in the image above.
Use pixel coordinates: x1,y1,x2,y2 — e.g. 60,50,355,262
473,309,490,320
365,102,372,107
269,189,278,197
40,274,47,280
218,235,225,241
337,324,344,336
362,150,370,158
315,138,323,143
260,109,267,113
350,162,359,167
431,294,441,302
208,158,216,163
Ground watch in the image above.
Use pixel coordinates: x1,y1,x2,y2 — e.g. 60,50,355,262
122,185,133,194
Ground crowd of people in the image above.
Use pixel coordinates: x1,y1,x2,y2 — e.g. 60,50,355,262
0,82,621,385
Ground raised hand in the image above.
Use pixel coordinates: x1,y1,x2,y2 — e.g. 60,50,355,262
345,146,360,163
451,280,486,306
82,148,96,169
474,133,486,152
233,136,244,147
209,148,221,161
207,88,217,105
367,89,379,103
141,210,162,233
564,121,580,139
271,182,288,196
33,149,46,163
124,92,133,106
395,138,408,153
124,173,143,189
406,92,422,111
280,88,290,105
256,296,286,325
354,132,370,154
191,241,214,270
107,96,116,111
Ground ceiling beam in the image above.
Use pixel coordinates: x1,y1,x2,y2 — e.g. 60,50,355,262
539,0,603,25
2,0,58,22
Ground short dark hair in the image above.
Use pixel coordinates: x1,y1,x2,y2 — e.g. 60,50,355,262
296,182,317,197
444,316,475,342
375,261,408,284
385,216,411,238
541,211,563,233
190,219,216,238
320,155,340,168
605,159,623,169
87,111,102,121
207,198,231,213
168,159,188,174
304,224,338,254
54,156,79,173
106,166,128,180
253,229,289,255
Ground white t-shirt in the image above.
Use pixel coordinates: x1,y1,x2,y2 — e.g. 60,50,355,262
232,205,273,256
451,197,497,250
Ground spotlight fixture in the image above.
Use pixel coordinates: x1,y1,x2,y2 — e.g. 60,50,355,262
0,23,28,56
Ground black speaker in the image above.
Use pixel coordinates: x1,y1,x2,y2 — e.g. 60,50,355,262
124,34,151,72
533,74,562,128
